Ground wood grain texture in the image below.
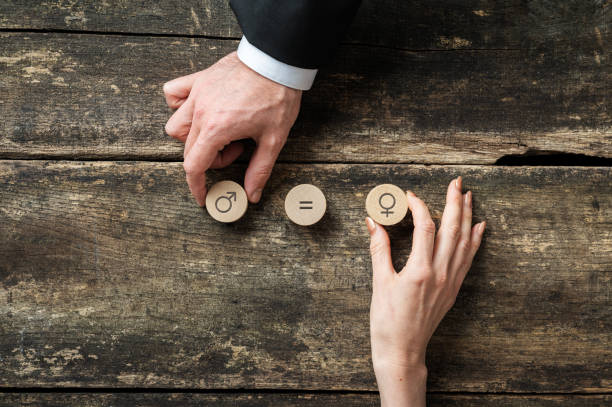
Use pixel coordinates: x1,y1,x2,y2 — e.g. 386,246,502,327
1,33,609,162
1,161,610,391
0,0,608,52
1,393,611,407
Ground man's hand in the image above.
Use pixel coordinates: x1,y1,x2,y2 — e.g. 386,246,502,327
366,177,485,406
163,51,302,206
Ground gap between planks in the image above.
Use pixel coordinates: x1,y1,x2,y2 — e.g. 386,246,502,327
0,28,521,53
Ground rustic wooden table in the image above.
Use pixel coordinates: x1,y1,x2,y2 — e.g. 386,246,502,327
1,1,610,405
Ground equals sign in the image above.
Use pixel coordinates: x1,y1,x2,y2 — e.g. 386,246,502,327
299,200,313,210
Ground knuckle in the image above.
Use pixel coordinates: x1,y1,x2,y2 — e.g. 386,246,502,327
447,224,461,240
412,197,427,210
164,120,177,136
409,272,428,286
202,119,217,134
254,165,273,179
193,108,206,122
369,239,386,257
199,124,228,148
262,134,285,150
419,220,436,235
457,239,471,254
435,271,449,287
182,160,195,175
406,265,431,285
447,190,461,204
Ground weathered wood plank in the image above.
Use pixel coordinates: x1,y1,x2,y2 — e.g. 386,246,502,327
1,33,610,162
0,0,608,52
1,393,611,407
1,161,610,391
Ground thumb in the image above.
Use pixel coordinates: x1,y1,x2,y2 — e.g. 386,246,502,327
366,217,395,278
163,72,198,109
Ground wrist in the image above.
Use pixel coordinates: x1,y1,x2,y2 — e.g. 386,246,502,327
373,360,428,380
372,348,427,372
232,52,302,99
373,362,428,407
236,35,317,90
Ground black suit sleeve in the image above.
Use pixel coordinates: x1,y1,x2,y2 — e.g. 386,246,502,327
229,0,363,69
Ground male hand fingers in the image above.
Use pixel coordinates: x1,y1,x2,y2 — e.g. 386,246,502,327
209,142,244,169
366,217,395,282
183,131,225,207
164,99,194,142
183,116,201,159
405,190,436,266
432,177,464,271
184,109,205,158
163,72,198,109
243,135,285,203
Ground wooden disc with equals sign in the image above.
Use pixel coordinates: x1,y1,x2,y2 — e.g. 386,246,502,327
284,184,326,226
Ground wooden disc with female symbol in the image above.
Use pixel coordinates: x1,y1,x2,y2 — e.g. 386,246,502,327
366,184,409,226
285,184,326,226
205,180,248,223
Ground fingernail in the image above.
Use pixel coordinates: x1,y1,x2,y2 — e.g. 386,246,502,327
406,190,415,197
251,188,262,203
479,221,486,233
365,217,376,234
466,191,472,208
455,176,462,190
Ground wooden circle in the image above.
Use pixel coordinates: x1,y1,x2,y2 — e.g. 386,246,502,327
205,180,248,223
365,184,409,226
284,184,326,226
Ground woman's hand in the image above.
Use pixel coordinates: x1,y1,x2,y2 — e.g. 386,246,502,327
366,177,485,406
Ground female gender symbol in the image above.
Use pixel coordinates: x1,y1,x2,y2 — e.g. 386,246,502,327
379,192,396,217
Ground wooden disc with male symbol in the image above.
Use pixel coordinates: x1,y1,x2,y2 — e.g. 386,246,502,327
366,184,409,226
205,180,248,223
285,184,326,226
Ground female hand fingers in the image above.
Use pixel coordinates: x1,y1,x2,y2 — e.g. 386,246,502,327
454,221,486,287
366,217,395,284
449,191,472,277
404,190,436,267
432,177,464,272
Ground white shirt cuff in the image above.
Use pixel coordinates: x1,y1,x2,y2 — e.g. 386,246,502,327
236,35,317,91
